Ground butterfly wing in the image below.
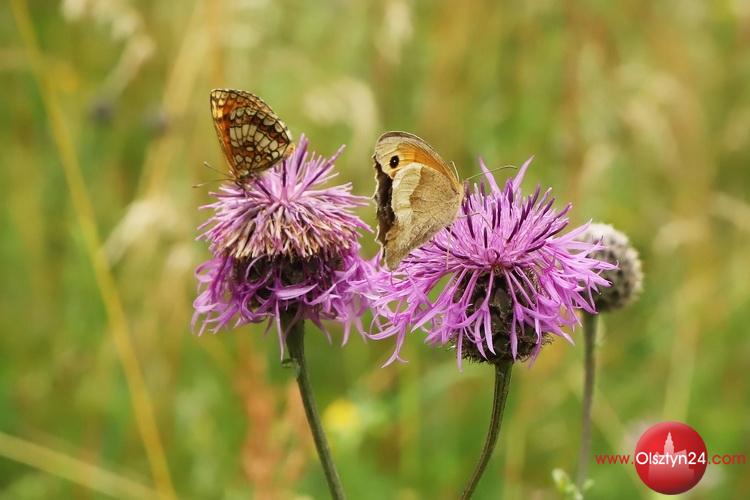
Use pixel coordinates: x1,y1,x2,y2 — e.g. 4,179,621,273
373,131,460,185
373,131,463,270
210,89,293,182
384,164,463,269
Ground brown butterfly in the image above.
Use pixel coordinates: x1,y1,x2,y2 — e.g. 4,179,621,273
209,89,294,184
373,131,464,270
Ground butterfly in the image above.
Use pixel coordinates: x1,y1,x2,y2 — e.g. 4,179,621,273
209,89,294,184
373,131,464,270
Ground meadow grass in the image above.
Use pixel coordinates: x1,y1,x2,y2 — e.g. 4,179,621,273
1,1,748,498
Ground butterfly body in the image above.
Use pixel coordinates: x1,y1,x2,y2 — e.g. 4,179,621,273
210,89,293,184
373,131,464,270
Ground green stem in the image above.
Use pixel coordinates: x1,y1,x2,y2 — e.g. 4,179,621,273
577,312,598,489
284,318,346,500
461,359,513,500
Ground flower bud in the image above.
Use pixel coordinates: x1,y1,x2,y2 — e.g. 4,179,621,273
579,223,643,311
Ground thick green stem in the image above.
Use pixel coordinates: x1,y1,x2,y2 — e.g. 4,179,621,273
284,319,346,500
460,359,513,500
577,311,597,489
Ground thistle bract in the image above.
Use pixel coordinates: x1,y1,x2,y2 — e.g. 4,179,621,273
578,223,643,311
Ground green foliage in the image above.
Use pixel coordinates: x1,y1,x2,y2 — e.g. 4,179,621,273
552,468,592,500
1,0,748,498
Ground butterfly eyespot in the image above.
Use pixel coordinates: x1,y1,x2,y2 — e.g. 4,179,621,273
389,155,399,168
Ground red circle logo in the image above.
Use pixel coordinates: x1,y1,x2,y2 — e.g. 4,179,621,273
634,421,707,494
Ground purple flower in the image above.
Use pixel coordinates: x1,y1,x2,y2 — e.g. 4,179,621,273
193,135,373,352
367,158,614,367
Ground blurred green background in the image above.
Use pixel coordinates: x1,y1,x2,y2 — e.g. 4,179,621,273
1,0,749,498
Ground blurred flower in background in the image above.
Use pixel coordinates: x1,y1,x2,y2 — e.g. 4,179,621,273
193,136,373,351
367,158,614,366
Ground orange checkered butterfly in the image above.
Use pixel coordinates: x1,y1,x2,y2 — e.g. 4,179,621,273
209,89,294,184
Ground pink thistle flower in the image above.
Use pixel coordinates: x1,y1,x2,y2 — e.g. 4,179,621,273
193,135,373,353
367,158,614,367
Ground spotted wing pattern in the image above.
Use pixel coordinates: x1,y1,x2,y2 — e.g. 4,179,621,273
210,89,293,183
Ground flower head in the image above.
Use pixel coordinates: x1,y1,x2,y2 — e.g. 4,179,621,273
578,223,643,311
367,158,614,367
193,135,373,351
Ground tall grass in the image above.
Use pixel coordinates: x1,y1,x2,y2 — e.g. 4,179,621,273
1,0,748,498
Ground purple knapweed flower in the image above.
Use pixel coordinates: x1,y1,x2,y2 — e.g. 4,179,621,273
193,135,372,353
367,158,614,367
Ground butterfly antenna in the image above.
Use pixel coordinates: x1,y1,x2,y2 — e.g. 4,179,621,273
202,161,226,176
195,161,234,187
456,211,494,227
192,178,230,188
450,161,460,180
463,164,518,182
